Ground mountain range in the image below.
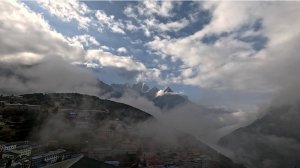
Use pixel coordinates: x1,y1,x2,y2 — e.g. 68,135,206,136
98,80,300,168
0,92,245,167
98,81,189,110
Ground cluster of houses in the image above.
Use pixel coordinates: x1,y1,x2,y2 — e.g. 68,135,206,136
137,150,218,168
0,141,82,168
0,95,221,168
0,95,41,113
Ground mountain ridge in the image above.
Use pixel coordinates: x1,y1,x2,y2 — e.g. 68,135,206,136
97,81,189,110
218,103,300,168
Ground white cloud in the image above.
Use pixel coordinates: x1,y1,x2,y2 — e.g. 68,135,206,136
95,10,125,34
147,2,300,93
84,49,162,83
37,0,92,29
0,0,163,94
0,0,99,94
86,50,145,72
157,18,190,32
142,17,190,33
138,0,177,17
100,45,111,51
124,1,187,36
117,47,128,54
125,20,139,31
67,35,100,48
38,1,127,35
124,0,177,19
0,52,43,65
0,0,85,63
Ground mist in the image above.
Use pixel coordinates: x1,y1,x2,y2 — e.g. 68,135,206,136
0,57,100,95
110,91,260,149
1,0,300,167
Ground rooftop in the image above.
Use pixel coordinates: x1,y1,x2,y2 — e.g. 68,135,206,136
70,157,116,168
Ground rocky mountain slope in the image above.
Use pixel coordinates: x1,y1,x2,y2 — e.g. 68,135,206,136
98,81,190,110
0,93,246,167
219,103,300,168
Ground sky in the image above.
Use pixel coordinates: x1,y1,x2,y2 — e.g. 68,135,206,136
1,0,300,111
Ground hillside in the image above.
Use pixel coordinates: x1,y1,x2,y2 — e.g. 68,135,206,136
0,93,246,167
0,93,152,142
21,93,152,123
219,104,300,168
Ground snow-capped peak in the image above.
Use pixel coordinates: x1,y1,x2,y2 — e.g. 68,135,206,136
156,87,175,97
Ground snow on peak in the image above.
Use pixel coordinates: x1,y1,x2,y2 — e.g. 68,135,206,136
156,87,175,97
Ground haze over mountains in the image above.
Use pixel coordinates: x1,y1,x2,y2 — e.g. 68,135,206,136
0,92,246,168
219,87,300,168
98,80,300,168
98,81,189,110
1,0,300,167
219,103,300,168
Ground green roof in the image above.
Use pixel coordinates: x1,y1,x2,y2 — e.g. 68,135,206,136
70,157,116,168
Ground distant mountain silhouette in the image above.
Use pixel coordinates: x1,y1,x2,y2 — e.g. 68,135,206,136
97,81,189,110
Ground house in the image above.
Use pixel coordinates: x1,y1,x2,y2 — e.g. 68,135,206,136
3,141,29,151
31,149,82,168
31,149,67,167
25,104,41,111
0,141,5,152
3,103,27,110
2,151,19,160
43,149,66,163
11,145,32,157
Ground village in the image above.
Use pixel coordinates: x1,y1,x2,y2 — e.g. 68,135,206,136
0,94,224,168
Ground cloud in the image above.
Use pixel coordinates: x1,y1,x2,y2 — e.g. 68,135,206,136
37,0,92,29
95,10,125,34
142,17,190,33
124,0,177,18
0,0,165,94
38,1,127,35
0,0,86,63
110,91,260,148
100,45,112,51
67,34,100,48
156,18,190,32
117,47,128,54
0,0,99,94
86,50,145,71
124,1,188,36
84,49,161,83
147,2,300,94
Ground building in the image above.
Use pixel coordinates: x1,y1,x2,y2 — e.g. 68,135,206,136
31,144,47,155
31,149,82,168
3,141,29,152
25,104,41,111
11,145,32,157
3,103,27,110
2,151,19,160
42,149,66,164
199,155,211,168
3,103,40,111
0,141,5,152
1,151,31,168
4,143,17,151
